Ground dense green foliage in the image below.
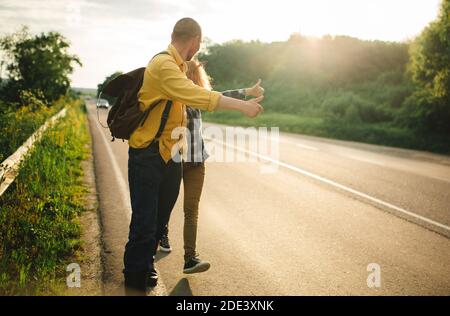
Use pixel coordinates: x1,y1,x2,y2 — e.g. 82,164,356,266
199,35,411,120
0,95,64,162
0,100,89,295
403,0,450,133
0,27,81,161
0,27,81,103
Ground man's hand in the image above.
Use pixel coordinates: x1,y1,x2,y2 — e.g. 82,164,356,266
241,95,264,118
216,95,264,118
246,79,264,97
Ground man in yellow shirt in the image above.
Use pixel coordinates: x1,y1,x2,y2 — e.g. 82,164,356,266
124,17,264,294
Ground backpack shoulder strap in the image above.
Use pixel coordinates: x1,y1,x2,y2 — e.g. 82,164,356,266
139,100,172,145
151,51,170,61
154,100,173,141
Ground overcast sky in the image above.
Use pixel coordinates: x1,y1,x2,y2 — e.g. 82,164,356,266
0,0,442,88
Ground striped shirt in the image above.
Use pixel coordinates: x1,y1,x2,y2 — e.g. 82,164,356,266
185,89,246,164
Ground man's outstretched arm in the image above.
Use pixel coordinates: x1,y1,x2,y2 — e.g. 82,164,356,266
216,95,264,118
158,59,263,117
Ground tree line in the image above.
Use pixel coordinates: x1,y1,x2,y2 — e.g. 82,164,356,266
197,0,449,138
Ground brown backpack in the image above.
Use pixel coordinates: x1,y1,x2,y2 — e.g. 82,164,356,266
99,51,172,141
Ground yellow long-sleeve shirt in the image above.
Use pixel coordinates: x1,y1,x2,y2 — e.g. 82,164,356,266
129,44,222,162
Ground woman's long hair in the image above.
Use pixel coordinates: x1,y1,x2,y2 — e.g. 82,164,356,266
186,60,212,91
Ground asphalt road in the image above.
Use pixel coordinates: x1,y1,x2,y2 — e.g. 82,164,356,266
86,101,450,295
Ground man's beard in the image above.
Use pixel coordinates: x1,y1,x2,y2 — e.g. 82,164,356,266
186,49,196,61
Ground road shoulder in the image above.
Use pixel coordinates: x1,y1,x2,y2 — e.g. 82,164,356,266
64,113,103,296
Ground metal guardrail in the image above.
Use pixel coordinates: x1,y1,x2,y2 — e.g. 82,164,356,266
0,108,67,197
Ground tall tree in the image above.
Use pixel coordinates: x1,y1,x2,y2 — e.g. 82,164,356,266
406,0,450,133
0,26,82,103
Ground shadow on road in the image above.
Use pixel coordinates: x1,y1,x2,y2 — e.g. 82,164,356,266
155,251,170,262
169,278,193,296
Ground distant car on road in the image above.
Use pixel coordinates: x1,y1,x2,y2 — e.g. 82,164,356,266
97,98,110,109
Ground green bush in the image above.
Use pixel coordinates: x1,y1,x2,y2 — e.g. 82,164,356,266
0,92,65,162
399,90,450,133
203,110,450,154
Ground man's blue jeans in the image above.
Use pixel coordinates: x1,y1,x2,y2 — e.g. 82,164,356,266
124,142,182,273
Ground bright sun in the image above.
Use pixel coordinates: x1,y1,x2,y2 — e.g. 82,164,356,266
202,0,440,43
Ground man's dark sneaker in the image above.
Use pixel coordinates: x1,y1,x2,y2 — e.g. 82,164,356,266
147,267,158,287
159,233,172,253
124,269,158,295
183,257,211,274
124,271,148,296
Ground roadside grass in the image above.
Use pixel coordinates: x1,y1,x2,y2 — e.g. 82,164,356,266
203,110,325,135
0,98,65,162
202,110,450,154
0,99,90,295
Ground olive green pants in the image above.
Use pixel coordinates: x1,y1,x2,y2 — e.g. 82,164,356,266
182,162,205,262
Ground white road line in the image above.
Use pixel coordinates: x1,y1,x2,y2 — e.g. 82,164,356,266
343,154,386,167
93,117,131,220
297,143,319,151
209,137,450,236
91,108,168,296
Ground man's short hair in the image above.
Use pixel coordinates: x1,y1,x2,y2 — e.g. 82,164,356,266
172,17,202,42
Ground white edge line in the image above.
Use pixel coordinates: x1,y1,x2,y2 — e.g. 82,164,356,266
93,118,131,220
92,109,168,296
297,143,319,151
208,137,450,235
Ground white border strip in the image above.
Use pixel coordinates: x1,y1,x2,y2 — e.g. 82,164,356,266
208,137,450,237
93,117,131,220
0,108,67,196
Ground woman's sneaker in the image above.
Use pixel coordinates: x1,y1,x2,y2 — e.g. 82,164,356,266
159,233,172,253
183,257,211,274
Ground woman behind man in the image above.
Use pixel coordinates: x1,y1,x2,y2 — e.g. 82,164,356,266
159,60,264,274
